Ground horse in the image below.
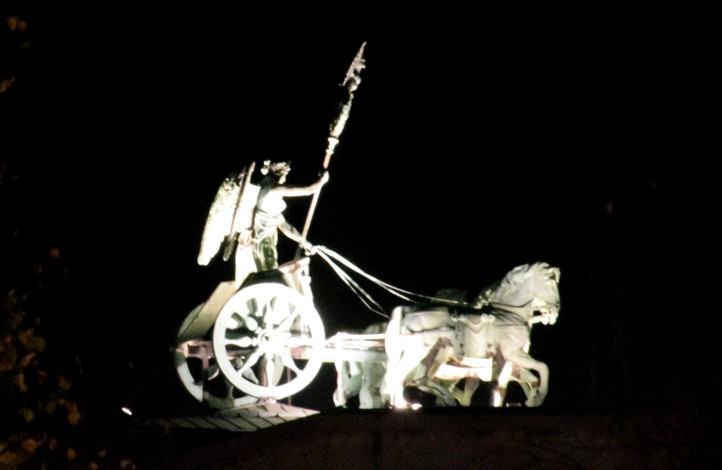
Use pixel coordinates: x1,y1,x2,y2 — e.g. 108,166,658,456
382,262,561,408
332,322,388,409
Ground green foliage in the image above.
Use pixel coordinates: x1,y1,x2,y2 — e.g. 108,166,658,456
0,9,139,467
0,288,84,467
1,165,133,469
0,162,113,469
0,15,29,95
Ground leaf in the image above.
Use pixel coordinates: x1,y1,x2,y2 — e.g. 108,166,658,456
0,343,17,371
0,448,22,465
0,78,16,93
3,289,19,310
66,447,77,461
17,328,34,347
45,397,57,414
66,401,80,425
21,407,34,423
0,355,17,373
18,352,37,368
58,375,71,391
29,336,46,352
47,438,57,450
21,438,39,454
14,373,28,393
8,310,25,329
5,16,19,31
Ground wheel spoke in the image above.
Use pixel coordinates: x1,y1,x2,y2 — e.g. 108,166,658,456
225,336,255,348
228,313,244,330
261,296,274,324
286,335,315,348
263,353,275,386
278,308,301,331
271,298,291,325
247,299,258,320
241,367,259,384
280,351,302,376
235,306,259,331
237,349,262,375
272,355,284,384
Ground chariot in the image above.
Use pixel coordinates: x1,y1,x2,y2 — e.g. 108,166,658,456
174,252,560,410
173,43,560,412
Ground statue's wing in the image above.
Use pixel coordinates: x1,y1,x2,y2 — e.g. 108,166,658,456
231,183,259,240
197,168,262,266
220,182,259,261
197,170,252,266
197,173,240,266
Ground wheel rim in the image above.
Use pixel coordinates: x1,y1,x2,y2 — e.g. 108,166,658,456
175,303,257,409
212,283,325,399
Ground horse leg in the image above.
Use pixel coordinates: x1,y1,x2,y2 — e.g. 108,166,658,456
492,361,513,407
332,360,348,407
360,362,386,409
452,377,480,406
505,350,549,407
383,339,428,408
382,308,407,407
333,361,362,407
510,367,540,406
410,338,456,406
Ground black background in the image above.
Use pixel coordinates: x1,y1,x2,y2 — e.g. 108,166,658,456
2,8,716,420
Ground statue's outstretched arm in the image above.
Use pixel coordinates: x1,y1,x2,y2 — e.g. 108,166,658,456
274,172,329,198
279,221,314,252
278,221,302,242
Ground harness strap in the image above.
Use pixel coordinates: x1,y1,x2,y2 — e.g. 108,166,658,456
315,246,473,307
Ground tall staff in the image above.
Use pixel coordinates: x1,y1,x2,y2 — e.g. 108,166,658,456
295,42,367,259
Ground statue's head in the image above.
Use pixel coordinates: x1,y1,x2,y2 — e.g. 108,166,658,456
261,160,291,184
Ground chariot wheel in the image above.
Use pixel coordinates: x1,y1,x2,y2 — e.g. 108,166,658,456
175,303,257,409
212,282,325,400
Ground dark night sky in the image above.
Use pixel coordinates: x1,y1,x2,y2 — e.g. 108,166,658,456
2,9,716,418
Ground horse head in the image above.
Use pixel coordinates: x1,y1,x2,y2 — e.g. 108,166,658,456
479,262,560,323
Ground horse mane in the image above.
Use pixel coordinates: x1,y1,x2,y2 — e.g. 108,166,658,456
475,262,560,307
